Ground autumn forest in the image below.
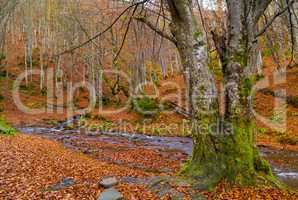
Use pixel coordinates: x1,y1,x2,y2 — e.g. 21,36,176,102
0,0,298,199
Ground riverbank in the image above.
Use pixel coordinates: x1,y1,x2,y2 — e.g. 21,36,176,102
1,132,298,199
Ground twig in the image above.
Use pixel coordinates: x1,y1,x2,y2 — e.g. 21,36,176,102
255,0,295,38
134,16,177,45
54,0,149,58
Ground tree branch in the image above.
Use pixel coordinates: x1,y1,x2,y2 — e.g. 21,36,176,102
253,0,273,23
134,16,177,45
54,0,149,58
255,0,295,38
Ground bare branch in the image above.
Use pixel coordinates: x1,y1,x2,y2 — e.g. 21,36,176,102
255,0,295,38
54,0,149,58
113,4,139,62
134,16,177,45
253,0,273,23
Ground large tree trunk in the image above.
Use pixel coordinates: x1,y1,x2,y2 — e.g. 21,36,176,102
166,0,274,188
166,0,218,117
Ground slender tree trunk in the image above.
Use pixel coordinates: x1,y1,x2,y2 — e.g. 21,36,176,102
293,3,298,63
282,0,298,63
247,41,263,76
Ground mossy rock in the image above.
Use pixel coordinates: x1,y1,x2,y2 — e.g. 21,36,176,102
134,97,160,117
64,124,75,130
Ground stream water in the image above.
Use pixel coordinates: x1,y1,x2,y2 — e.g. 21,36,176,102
17,118,298,190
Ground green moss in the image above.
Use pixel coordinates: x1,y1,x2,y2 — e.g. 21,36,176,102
45,119,59,126
234,51,247,67
92,114,106,121
257,127,268,135
0,117,16,135
253,148,272,175
134,97,159,117
64,124,75,130
256,74,264,81
180,120,276,189
241,77,253,98
208,51,223,76
83,113,92,119
193,31,203,40
262,48,272,57
89,124,98,131
89,121,113,131
270,111,285,123
134,16,145,21
20,83,36,95
289,111,298,117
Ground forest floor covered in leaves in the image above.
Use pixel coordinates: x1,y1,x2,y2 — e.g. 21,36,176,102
1,134,298,200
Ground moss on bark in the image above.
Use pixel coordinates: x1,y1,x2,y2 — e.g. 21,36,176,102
180,120,279,189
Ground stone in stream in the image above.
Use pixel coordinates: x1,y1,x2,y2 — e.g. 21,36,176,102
97,188,123,200
45,178,75,191
99,177,119,188
79,127,86,135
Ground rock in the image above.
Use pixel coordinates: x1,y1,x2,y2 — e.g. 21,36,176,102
97,188,123,200
79,127,86,134
99,177,118,188
45,178,75,191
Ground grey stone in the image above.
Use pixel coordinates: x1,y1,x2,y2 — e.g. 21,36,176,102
45,178,74,191
97,188,123,200
99,177,118,188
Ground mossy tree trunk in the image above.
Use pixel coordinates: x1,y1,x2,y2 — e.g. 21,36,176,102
166,0,219,118
166,0,275,188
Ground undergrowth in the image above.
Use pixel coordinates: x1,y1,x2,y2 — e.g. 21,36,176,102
0,117,16,135
133,97,160,117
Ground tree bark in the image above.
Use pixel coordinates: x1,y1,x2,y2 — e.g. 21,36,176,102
166,0,275,188
282,0,298,63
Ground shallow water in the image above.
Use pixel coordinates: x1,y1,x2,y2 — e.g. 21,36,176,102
260,147,298,189
18,122,298,190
